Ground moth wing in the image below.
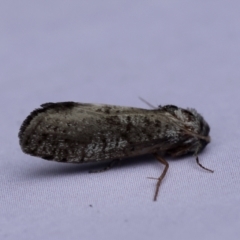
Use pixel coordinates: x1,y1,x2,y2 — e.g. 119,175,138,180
19,102,172,162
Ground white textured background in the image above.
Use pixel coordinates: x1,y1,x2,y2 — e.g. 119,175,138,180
1,1,240,240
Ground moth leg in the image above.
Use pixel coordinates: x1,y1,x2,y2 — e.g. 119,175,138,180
148,153,169,201
196,156,214,173
89,159,120,173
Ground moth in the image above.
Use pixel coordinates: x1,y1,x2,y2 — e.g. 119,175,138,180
19,101,212,201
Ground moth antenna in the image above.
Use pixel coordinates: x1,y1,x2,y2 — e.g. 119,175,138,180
195,155,214,173
138,97,156,109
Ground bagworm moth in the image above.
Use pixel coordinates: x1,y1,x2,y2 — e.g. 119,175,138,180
19,102,212,201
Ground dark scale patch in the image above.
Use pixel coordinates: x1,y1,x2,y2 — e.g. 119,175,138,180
19,102,77,141
126,123,132,132
105,116,120,126
154,119,161,128
53,126,59,132
156,128,162,134
121,132,128,139
101,138,107,154
95,108,103,113
41,133,48,138
135,131,142,139
115,140,120,148
146,133,153,140
80,144,86,161
143,116,151,126
104,107,111,114
126,116,133,132
130,146,135,152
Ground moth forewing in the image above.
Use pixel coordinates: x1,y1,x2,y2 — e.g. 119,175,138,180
19,102,212,201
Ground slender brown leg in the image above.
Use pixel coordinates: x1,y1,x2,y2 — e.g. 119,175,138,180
89,159,120,173
196,156,214,173
148,153,169,201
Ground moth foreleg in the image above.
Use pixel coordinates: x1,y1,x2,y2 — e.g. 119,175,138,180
196,156,214,173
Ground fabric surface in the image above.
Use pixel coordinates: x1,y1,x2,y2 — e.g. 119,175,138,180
1,1,240,240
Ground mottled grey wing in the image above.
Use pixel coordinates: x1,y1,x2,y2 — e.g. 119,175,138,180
19,102,173,163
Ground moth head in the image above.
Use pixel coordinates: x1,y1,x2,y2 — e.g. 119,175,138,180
160,105,210,155
160,105,213,172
